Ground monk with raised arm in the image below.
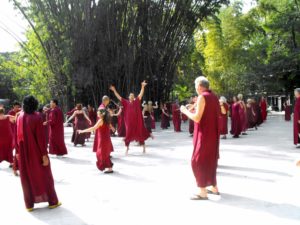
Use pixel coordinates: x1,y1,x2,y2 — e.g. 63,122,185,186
110,81,150,155
180,76,220,200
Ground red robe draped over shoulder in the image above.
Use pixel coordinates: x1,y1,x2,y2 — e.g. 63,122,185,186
260,100,267,121
230,103,242,137
17,112,59,209
48,107,68,155
96,123,114,171
0,117,14,163
121,98,150,146
293,98,300,145
192,90,220,187
93,103,105,152
172,103,181,132
219,103,229,135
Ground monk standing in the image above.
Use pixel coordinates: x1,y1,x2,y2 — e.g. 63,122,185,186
259,96,268,122
219,96,229,139
172,100,181,132
293,89,300,147
180,76,220,200
93,96,110,152
17,96,61,211
44,99,68,156
230,96,242,138
284,99,291,121
110,81,150,155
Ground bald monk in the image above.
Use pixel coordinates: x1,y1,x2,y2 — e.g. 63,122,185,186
180,76,220,200
110,81,150,155
293,89,300,147
44,99,68,156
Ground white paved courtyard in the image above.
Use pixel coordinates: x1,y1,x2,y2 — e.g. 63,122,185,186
1,115,300,225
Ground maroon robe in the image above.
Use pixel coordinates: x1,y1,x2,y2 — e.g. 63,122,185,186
72,113,89,145
246,105,256,129
285,105,291,121
121,98,150,146
0,117,14,163
48,107,68,155
220,103,229,135
182,113,188,123
192,90,220,187
8,110,18,148
161,109,170,129
260,100,267,121
117,110,126,137
96,123,113,171
172,103,181,132
93,103,106,152
144,111,152,133
293,98,300,145
239,102,247,132
230,103,242,137
17,112,59,209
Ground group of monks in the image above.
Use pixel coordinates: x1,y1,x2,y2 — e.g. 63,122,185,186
2,77,300,211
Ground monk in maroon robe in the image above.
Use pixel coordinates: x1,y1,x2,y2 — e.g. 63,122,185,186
238,94,248,135
180,76,220,200
93,96,110,152
219,97,229,139
230,96,242,138
17,95,60,211
259,96,268,122
7,101,21,148
172,101,181,132
79,109,114,173
110,81,150,155
161,103,170,129
0,108,15,167
293,89,300,146
44,99,68,156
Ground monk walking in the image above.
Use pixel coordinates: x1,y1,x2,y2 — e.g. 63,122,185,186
110,81,150,155
0,107,15,167
259,96,268,122
17,96,61,211
180,76,220,200
293,89,300,147
44,99,68,156
230,96,242,138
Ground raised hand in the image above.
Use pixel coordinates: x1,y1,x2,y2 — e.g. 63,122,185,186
110,85,116,92
141,80,147,87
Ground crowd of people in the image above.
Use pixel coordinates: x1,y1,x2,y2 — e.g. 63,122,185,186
0,77,299,210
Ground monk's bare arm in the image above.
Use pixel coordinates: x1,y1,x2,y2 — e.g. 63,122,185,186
83,111,92,124
66,111,77,123
138,81,147,100
110,85,122,101
79,119,103,133
181,96,205,123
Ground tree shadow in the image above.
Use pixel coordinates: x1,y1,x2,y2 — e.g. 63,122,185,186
214,193,300,221
30,206,88,225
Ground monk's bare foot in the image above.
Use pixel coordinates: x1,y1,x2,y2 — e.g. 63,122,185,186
13,170,19,176
151,134,154,139
296,160,300,167
125,148,129,156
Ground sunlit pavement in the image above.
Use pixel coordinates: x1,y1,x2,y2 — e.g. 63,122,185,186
1,114,300,225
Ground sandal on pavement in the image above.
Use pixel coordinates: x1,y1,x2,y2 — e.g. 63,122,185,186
190,195,209,200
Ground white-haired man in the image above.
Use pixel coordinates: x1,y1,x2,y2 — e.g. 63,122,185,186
180,76,220,200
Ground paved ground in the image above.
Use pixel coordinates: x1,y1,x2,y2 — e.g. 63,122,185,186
1,114,300,225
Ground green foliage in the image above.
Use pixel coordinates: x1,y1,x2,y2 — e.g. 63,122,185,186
178,0,300,98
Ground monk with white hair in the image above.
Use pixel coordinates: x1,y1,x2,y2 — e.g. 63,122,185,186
180,76,220,200
219,96,229,139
